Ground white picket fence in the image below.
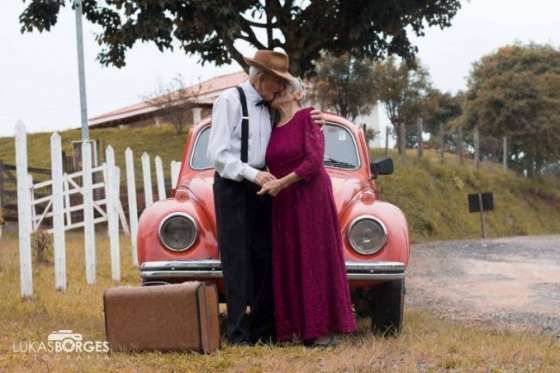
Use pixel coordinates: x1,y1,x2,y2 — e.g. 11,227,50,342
13,121,182,297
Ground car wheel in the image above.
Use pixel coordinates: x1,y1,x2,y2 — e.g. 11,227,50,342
368,278,405,336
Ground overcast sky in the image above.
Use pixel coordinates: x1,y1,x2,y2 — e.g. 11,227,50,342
1,0,559,138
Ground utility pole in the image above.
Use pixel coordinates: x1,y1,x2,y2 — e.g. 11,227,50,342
75,0,89,141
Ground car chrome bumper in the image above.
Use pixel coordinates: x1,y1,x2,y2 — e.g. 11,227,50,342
140,259,405,281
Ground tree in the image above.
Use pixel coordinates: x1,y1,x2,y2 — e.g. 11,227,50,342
19,0,461,76
307,53,377,121
373,56,431,160
463,43,560,176
143,75,202,134
422,89,464,161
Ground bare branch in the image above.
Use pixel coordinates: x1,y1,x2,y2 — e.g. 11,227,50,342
238,18,267,50
222,35,249,71
142,75,203,134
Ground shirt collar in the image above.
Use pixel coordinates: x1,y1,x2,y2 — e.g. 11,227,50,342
241,80,264,105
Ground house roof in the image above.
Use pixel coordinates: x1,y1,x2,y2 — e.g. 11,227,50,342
88,71,247,127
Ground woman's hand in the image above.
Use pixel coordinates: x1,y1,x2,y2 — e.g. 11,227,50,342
257,179,284,197
310,109,325,126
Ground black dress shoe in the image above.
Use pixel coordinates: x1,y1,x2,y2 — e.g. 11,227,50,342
251,334,276,345
228,339,251,347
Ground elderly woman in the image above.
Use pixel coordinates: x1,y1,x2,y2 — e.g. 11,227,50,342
257,78,357,346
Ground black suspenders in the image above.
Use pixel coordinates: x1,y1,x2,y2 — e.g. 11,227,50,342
235,86,249,163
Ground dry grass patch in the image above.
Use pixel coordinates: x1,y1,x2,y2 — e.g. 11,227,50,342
0,232,558,372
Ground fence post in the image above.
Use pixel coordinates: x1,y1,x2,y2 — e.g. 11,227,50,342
51,133,67,290
171,161,181,190
399,124,406,164
417,118,423,159
155,156,166,201
15,121,33,298
105,146,120,281
457,126,464,165
63,175,71,228
439,122,445,164
502,136,508,171
125,148,139,266
114,166,130,235
28,174,34,231
0,160,4,239
82,141,96,284
474,126,480,170
384,127,390,158
141,152,153,209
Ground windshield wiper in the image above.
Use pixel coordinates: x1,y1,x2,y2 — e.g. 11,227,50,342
323,157,355,168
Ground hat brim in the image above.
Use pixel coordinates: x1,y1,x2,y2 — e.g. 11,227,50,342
244,56,295,83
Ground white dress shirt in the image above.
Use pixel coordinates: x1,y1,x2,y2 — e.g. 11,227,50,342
207,80,272,182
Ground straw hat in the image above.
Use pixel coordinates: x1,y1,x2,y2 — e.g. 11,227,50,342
243,50,295,82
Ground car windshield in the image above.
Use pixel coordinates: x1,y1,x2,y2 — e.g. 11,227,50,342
190,123,360,170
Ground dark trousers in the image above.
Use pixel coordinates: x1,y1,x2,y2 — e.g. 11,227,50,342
213,172,275,344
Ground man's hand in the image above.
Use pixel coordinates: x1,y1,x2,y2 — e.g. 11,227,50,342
257,179,284,197
310,109,326,126
255,171,276,186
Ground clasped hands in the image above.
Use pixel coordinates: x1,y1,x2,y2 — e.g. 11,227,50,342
255,171,283,197
254,109,324,197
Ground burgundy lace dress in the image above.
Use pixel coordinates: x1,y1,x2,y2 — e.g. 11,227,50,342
265,107,357,342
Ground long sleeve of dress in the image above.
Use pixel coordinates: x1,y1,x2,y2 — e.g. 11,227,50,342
294,109,324,183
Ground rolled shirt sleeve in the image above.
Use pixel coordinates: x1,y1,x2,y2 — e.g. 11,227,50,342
207,94,260,182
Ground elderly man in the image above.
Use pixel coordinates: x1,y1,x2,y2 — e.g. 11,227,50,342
207,50,322,345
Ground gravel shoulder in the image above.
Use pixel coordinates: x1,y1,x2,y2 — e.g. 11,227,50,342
406,235,560,335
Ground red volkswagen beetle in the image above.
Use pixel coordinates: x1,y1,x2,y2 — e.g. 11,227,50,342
137,113,410,334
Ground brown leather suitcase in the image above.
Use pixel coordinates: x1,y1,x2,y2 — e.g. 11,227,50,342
103,281,220,353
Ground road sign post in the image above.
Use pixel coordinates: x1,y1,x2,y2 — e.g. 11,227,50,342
468,192,494,239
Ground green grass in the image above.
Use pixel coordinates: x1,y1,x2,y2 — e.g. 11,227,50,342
372,148,560,243
1,125,559,242
0,232,559,372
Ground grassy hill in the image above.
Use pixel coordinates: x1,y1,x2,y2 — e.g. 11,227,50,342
0,125,186,188
1,124,559,242
372,149,560,242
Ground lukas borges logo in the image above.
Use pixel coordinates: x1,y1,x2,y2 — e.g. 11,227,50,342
13,329,109,353
47,330,84,352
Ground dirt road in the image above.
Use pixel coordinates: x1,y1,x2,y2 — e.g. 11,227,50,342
407,235,560,335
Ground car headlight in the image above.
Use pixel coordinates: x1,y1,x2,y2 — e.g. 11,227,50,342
347,216,387,255
158,213,198,252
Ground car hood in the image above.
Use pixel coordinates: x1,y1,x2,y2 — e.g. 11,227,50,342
181,169,367,217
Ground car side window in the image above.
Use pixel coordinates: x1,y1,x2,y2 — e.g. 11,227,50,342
323,124,360,169
190,126,213,169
